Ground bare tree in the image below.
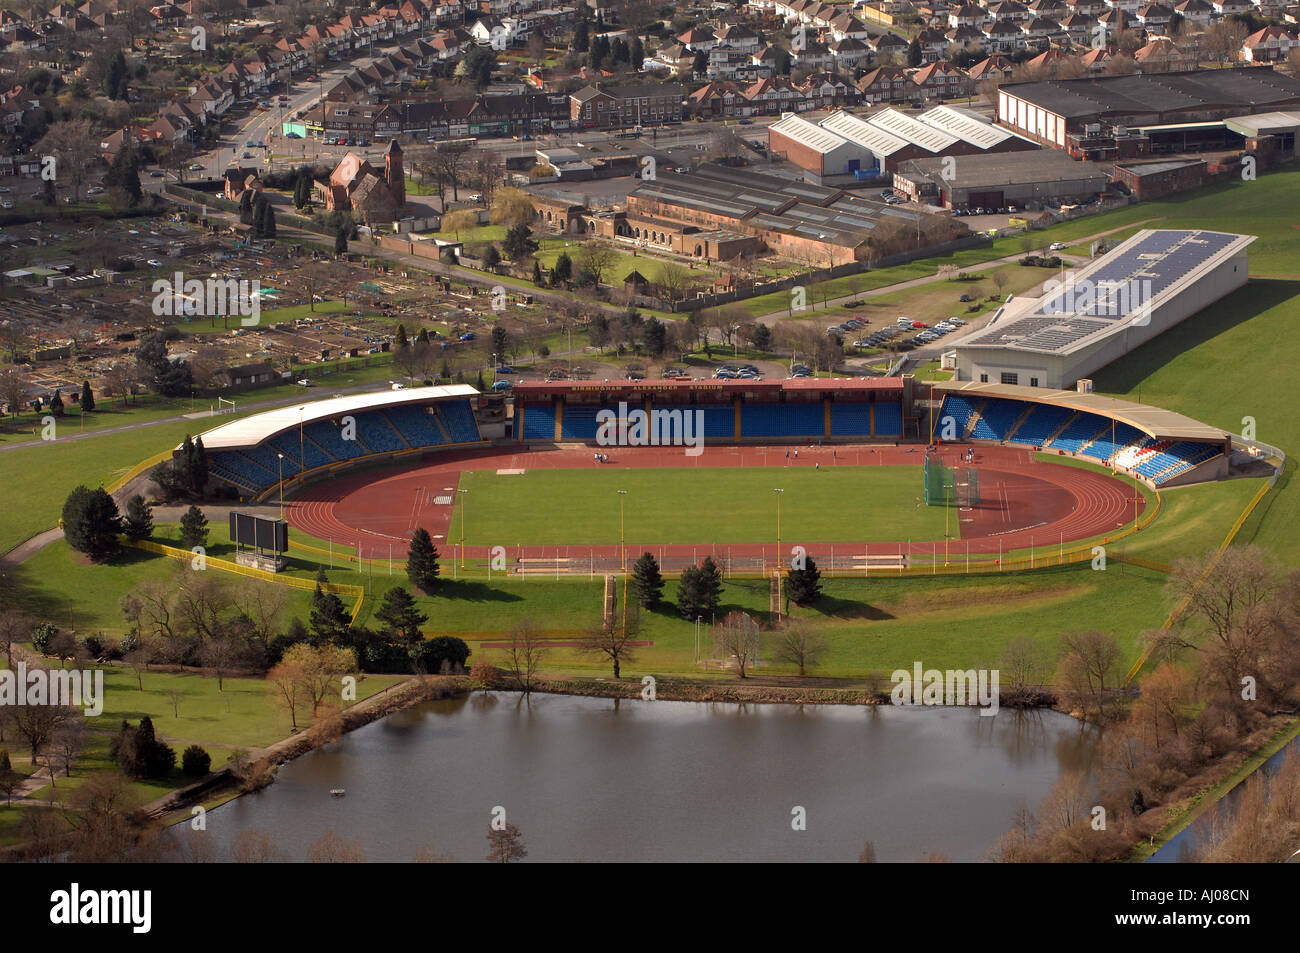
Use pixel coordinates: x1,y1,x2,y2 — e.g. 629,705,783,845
713,610,761,679
1056,630,1121,723
486,821,528,862
307,830,368,862
232,828,285,863
51,716,86,778
576,610,639,680
502,620,547,695
774,621,825,676
0,609,30,666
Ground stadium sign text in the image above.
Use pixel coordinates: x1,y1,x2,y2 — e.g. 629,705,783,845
596,401,705,457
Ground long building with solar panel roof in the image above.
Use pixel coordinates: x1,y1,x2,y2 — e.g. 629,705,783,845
953,229,1254,389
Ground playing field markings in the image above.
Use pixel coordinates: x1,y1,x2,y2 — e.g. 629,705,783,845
496,469,526,475
433,495,453,505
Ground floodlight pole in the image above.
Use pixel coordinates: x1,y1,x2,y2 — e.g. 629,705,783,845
457,487,469,575
774,488,784,573
618,489,628,636
277,452,284,521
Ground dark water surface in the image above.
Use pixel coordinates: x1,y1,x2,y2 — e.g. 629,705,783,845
198,693,1097,862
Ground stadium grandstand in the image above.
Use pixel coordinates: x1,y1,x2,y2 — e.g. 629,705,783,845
929,381,1232,488
953,229,1254,390
185,386,485,499
513,378,912,443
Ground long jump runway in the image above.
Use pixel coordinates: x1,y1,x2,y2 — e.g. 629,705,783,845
286,443,1143,563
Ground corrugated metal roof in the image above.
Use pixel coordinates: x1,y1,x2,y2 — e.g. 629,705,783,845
917,104,1015,149
865,108,958,152
770,113,854,154
818,110,910,156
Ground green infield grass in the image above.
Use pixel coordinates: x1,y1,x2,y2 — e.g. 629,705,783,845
453,465,947,545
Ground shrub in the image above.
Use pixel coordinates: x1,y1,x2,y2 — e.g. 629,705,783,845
181,745,212,777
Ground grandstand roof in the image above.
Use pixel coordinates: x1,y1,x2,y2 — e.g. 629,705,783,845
956,229,1254,357
188,385,480,451
512,378,903,398
932,380,1231,442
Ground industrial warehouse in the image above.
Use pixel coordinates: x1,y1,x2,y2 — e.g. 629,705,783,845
621,164,966,263
995,68,1300,159
951,229,1254,390
892,150,1111,210
770,105,1036,181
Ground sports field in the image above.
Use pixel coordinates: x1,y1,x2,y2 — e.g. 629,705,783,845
454,465,945,545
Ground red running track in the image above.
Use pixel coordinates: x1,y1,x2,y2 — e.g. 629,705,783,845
285,442,1144,564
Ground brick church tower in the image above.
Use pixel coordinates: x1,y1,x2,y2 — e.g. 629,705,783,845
385,138,405,208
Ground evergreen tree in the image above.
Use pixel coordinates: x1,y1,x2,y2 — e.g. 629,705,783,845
123,494,153,542
179,504,208,550
786,555,823,607
553,252,572,284
49,389,64,417
178,434,195,488
61,486,121,560
406,527,441,592
642,317,667,357
335,225,348,254
310,588,351,643
502,223,534,260
611,38,629,64
261,202,276,238
293,169,312,209
676,557,722,619
239,190,254,225
629,36,644,67
491,324,509,362
394,323,409,351
190,436,208,496
104,51,128,99
693,49,709,75
482,244,501,268
79,381,95,413
631,552,663,608
532,259,543,286
417,327,430,344
375,586,428,643
590,35,610,69
105,145,141,205
907,38,922,67
574,18,590,52
752,323,773,351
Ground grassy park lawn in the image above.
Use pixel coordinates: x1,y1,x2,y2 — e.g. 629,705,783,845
454,465,947,546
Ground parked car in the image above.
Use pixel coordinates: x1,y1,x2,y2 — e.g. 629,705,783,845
491,380,513,391
910,321,928,329
149,170,164,177
459,331,476,341
296,378,313,387
1049,242,1068,251
188,163,203,171
286,132,302,139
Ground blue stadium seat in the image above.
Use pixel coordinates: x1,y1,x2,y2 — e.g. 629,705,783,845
937,396,977,438
439,399,482,443
830,402,871,436
267,432,334,471
874,403,902,436
969,399,1021,441
1007,404,1072,446
1048,414,1107,453
560,404,604,440
305,419,369,460
386,405,448,448
1081,423,1143,463
521,404,556,440
740,402,823,438
678,404,734,438
356,412,406,453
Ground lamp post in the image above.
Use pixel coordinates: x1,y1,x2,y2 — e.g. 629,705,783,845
277,452,284,520
774,488,784,572
457,488,469,575
617,489,629,635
